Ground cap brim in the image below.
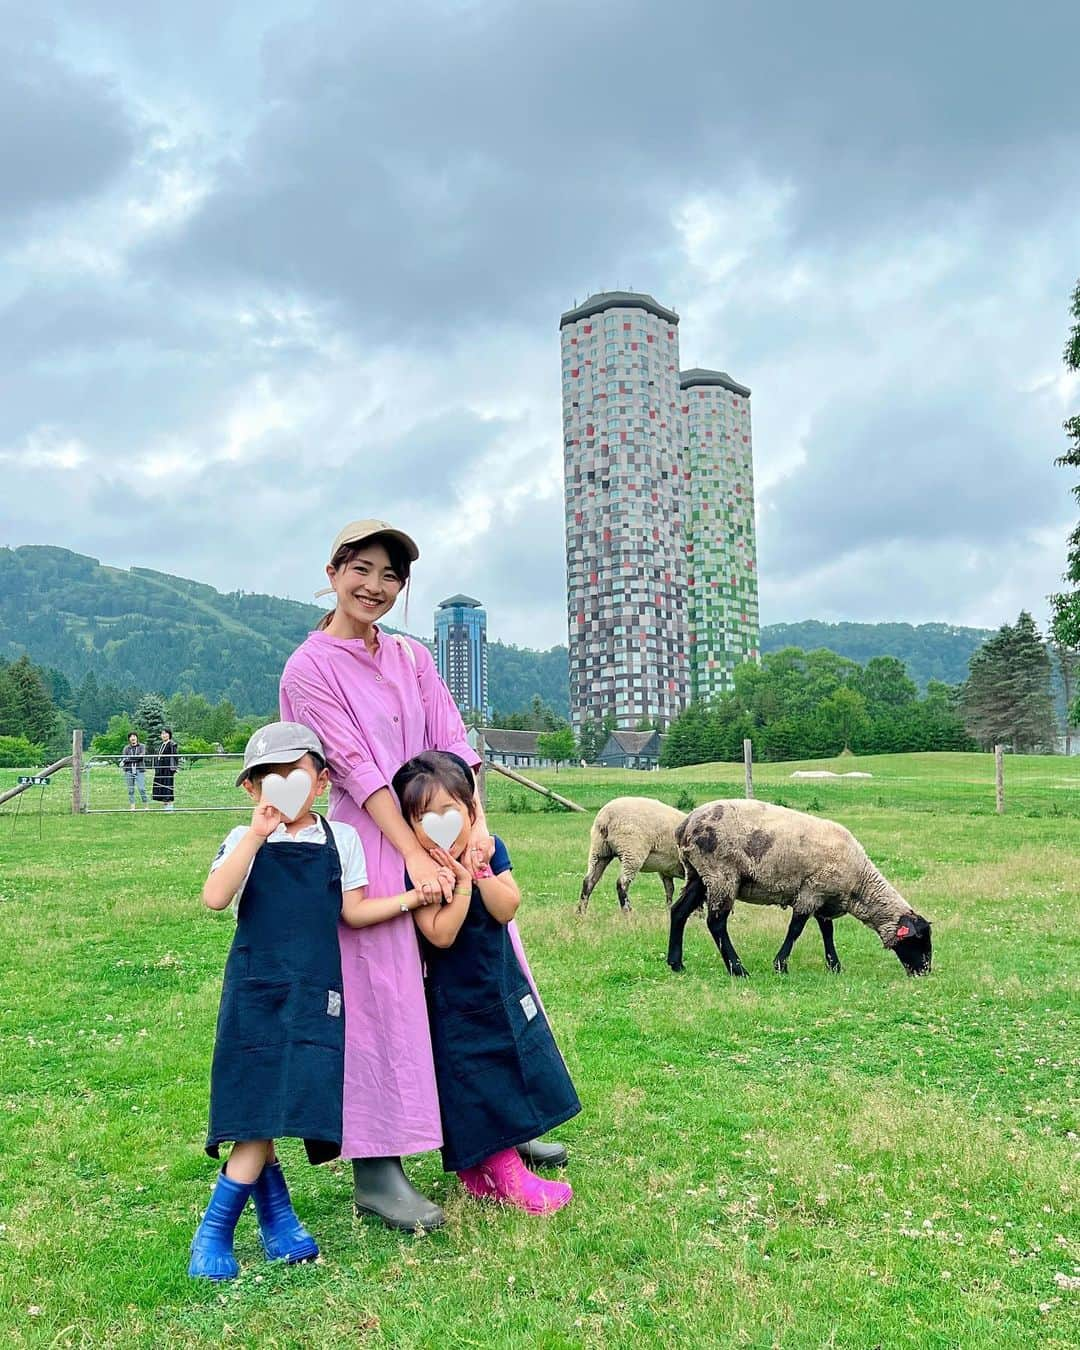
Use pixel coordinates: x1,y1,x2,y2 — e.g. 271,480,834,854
235,746,313,787
334,525,420,562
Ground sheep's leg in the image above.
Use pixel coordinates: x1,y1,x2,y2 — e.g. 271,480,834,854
615,853,647,914
661,873,675,907
773,911,811,974
705,905,749,978
666,871,705,972
816,915,842,973
577,851,613,915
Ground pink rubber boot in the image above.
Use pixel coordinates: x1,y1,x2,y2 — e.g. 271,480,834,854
458,1147,572,1216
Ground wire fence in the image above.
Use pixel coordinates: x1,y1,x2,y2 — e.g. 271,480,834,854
1,746,1077,821
483,751,1080,819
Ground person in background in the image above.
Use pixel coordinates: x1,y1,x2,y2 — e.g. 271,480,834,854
120,731,148,810
153,727,180,812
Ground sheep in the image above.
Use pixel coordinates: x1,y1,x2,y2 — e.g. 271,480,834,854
666,799,932,977
577,796,686,915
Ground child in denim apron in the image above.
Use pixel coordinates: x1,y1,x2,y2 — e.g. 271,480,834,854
392,752,581,1216
189,722,446,1280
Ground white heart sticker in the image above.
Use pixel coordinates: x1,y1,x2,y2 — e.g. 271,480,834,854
420,808,465,850
260,768,313,822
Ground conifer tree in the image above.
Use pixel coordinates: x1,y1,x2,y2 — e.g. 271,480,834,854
961,612,1056,752
134,692,167,743
6,655,57,745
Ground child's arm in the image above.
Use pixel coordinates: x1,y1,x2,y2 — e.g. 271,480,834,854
474,866,520,925
202,804,282,910
341,882,444,928
411,848,474,948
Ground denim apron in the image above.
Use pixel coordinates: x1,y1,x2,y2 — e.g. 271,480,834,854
422,857,580,1173
206,818,345,1165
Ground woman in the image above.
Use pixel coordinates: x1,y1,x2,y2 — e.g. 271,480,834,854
152,727,180,811
280,519,566,1230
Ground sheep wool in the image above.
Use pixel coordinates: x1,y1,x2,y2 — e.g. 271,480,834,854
667,799,932,977
578,797,686,915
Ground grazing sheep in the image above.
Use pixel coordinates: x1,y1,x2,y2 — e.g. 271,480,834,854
578,797,686,915
666,799,932,977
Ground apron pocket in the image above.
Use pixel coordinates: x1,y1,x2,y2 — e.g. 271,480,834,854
235,978,291,1049
290,978,346,1050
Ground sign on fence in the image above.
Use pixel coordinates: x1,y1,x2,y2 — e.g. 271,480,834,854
17,776,50,787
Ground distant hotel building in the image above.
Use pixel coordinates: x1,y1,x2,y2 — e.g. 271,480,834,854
435,594,488,718
560,292,758,728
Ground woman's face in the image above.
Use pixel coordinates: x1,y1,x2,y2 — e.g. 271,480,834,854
326,543,404,627
410,785,472,858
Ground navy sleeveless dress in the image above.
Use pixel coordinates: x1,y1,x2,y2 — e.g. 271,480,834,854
419,837,580,1173
206,818,346,1165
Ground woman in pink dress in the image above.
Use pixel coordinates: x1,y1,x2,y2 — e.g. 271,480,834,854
280,519,567,1229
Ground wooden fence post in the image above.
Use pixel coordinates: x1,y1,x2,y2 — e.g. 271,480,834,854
743,738,754,799
72,729,84,815
994,744,1004,814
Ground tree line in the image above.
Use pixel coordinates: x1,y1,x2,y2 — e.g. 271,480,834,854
660,613,1076,770
0,654,271,767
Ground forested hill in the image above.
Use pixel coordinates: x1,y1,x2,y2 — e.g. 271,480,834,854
0,545,572,715
2,546,993,714
760,621,993,689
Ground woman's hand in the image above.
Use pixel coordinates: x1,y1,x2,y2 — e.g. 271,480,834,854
429,847,473,896
405,848,455,904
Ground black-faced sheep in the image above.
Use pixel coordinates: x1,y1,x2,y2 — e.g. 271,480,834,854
666,799,932,977
578,796,686,915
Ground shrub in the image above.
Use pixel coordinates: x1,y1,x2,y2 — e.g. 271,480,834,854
0,735,44,768
180,737,216,756
675,787,696,812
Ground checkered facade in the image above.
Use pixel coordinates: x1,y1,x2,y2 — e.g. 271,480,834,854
561,295,688,729
561,293,759,728
683,373,759,702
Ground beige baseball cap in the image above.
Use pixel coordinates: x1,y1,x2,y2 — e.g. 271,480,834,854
330,519,420,562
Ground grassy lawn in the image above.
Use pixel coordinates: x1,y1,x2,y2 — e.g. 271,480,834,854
1,755,1077,1347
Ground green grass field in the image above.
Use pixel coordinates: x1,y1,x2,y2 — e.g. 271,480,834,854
1,755,1077,1347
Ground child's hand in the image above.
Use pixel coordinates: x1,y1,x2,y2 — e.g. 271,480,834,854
429,848,472,893
249,802,284,839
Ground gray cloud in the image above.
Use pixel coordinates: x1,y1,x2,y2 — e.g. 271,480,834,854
3,0,1079,652
0,14,137,227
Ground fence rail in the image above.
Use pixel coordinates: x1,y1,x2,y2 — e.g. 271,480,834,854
1,737,1077,820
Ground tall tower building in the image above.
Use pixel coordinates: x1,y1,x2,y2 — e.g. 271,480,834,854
435,594,488,718
560,292,688,729
681,369,759,702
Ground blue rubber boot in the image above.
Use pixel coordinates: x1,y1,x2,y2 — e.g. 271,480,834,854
189,1170,254,1280
252,1161,319,1263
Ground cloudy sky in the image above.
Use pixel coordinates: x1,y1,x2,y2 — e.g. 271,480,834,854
3,0,1079,648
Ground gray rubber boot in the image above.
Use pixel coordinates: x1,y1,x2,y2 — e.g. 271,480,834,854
517,1138,569,1169
351,1157,446,1231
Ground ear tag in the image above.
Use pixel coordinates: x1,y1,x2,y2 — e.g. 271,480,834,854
421,808,465,849
895,925,910,939
260,769,313,822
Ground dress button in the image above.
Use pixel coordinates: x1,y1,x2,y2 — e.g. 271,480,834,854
393,715,399,723
375,675,383,682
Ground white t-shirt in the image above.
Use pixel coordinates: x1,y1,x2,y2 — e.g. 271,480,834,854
210,816,368,902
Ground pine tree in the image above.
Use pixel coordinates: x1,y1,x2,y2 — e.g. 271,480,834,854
0,663,20,737
6,654,58,744
134,692,167,743
961,613,1055,752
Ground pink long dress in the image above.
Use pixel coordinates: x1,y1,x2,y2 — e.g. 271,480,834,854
279,627,537,1159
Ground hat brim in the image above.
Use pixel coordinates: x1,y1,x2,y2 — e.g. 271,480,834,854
235,746,315,787
333,523,420,562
